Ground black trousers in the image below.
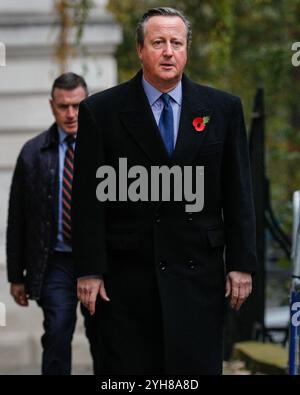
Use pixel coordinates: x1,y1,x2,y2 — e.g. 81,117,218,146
37,252,77,375
37,252,99,375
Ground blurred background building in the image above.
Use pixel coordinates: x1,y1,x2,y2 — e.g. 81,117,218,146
0,0,121,373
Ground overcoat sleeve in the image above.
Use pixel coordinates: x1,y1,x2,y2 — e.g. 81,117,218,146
6,152,26,283
222,96,257,274
72,101,107,278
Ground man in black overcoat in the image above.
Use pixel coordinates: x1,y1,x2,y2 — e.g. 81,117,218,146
72,7,257,374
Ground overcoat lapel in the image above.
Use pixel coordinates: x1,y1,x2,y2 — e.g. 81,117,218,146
171,74,212,166
119,71,170,165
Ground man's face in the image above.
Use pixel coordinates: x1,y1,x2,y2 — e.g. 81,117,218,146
137,16,188,92
50,86,87,134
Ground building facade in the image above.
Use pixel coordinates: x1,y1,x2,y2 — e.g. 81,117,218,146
0,0,121,373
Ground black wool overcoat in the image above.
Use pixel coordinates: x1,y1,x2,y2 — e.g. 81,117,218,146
72,71,257,374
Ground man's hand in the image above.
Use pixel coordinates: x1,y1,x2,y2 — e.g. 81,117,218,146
225,271,252,311
77,278,110,315
10,283,29,306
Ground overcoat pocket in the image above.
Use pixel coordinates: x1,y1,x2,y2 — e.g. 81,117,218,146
207,228,225,247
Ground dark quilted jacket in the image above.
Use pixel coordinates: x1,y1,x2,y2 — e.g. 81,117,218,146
6,124,59,299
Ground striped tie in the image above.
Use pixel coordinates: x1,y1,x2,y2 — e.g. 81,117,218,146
62,134,75,245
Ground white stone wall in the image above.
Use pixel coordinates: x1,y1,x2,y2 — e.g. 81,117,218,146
0,0,121,373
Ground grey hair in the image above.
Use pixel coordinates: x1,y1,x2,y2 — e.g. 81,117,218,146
136,7,192,48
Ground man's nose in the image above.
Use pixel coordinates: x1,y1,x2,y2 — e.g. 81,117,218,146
163,42,173,56
66,106,76,118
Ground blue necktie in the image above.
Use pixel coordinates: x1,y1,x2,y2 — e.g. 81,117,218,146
159,93,174,156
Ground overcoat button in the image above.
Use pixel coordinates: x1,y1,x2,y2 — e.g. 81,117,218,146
188,258,195,270
159,261,167,271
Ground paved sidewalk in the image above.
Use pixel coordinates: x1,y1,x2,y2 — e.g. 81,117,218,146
1,361,255,375
0,364,93,375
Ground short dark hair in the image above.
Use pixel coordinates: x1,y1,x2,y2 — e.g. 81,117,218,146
136,7,192,48
51,72,88,99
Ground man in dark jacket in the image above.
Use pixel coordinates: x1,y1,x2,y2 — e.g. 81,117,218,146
72,8,257,374
6,72,97,375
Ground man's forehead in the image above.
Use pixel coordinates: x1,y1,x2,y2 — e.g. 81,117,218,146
52,87,86,101
145,16,186,30
144,16,187,39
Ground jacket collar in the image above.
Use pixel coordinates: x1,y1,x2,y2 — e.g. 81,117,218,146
41,123,59,151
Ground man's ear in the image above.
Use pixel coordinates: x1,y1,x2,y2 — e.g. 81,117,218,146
49,98,54,115
136,44,143,61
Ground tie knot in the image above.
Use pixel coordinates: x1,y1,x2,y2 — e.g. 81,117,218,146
65,134,76,147
161,93,171,106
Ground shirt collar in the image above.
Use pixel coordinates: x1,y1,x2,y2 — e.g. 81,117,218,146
142,76,182,106
58,126,76,144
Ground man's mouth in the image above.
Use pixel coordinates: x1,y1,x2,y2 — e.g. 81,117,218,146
160,63,174,68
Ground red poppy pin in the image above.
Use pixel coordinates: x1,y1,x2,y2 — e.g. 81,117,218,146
192,116,210,132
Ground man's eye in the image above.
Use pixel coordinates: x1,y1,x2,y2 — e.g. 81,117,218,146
172,41,183,49
153,41,162,47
